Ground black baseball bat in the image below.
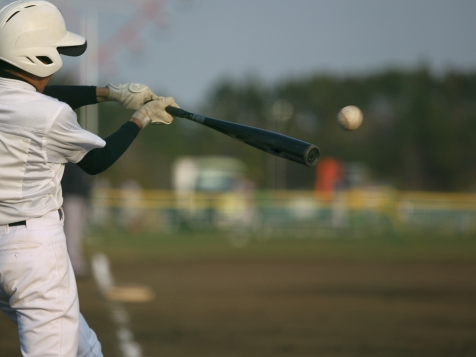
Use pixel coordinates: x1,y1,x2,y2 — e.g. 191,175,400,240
165,106,320,167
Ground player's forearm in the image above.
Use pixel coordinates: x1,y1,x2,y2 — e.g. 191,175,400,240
76,121,140,175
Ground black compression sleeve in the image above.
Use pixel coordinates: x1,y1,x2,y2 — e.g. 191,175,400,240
43,85,98,109
76,121,140,175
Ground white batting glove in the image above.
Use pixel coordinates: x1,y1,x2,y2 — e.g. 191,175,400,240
106,83,159,110
132,97,179,128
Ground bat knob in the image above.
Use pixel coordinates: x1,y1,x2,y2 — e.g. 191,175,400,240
305,147,320,166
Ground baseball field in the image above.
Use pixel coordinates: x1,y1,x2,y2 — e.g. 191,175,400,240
1,231,475,357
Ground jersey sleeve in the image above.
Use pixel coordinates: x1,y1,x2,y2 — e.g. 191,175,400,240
46,105,105,164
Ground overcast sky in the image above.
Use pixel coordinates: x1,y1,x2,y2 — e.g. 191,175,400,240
6,0,476,107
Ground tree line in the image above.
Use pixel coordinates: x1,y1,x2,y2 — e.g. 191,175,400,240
94,68,476,191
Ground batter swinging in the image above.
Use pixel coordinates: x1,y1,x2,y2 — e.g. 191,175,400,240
0,1,178,356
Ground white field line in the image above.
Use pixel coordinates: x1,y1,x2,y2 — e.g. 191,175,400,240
91,253,146,357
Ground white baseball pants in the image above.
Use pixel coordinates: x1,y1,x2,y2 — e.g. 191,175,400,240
0,210,103,357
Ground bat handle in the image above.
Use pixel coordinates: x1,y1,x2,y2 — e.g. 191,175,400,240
165,106,191,118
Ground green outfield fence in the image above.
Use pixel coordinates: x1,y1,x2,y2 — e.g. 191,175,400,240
88,188,476,238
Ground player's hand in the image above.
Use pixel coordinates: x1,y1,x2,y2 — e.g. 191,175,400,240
106,83,159,110
131,97,179,128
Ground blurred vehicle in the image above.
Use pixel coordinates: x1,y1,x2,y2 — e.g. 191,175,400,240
170,156,256,231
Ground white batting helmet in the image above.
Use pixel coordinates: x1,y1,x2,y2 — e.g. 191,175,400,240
0,0,86,77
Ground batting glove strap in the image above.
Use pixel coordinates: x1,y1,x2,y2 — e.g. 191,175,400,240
132,97,179,128
106,83,158,110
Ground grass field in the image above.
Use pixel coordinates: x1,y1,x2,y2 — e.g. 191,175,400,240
1,231,476,356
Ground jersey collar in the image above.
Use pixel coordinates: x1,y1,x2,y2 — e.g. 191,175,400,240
0,69,36,91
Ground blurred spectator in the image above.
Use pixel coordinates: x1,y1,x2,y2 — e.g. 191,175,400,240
119,179,145,234
316,157,348,230
315,157,345,196
89,177,112,229
61,162,92,278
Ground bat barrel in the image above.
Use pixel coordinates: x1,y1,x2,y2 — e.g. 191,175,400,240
165,106,320,167
270,135,320,167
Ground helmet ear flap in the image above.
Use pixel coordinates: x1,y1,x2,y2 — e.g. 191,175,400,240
10,49,63,75
37,56,53,65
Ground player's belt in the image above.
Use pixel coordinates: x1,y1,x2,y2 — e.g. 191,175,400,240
9,220,26,227
7,209,63,227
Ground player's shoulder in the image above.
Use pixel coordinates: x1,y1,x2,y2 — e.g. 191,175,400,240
32,91,75,122
0,79,72,112
36,90,66,107
0,79,74,128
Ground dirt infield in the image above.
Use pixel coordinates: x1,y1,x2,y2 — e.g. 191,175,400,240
97,260,475,357
1,235,476,356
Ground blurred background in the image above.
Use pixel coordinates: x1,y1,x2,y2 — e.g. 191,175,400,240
2,0,476,356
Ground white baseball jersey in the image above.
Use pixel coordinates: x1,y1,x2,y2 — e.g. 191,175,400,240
0,77,105,225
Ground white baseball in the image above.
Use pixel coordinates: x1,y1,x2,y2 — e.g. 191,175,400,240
337,105,363,130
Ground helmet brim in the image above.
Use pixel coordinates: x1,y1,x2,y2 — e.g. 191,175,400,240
56,31,87,57
58,41,87,56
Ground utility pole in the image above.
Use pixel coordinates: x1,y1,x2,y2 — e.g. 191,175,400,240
79,9,99,133
268,99,293,190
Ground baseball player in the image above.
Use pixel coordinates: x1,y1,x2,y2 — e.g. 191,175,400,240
0,1,178,356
